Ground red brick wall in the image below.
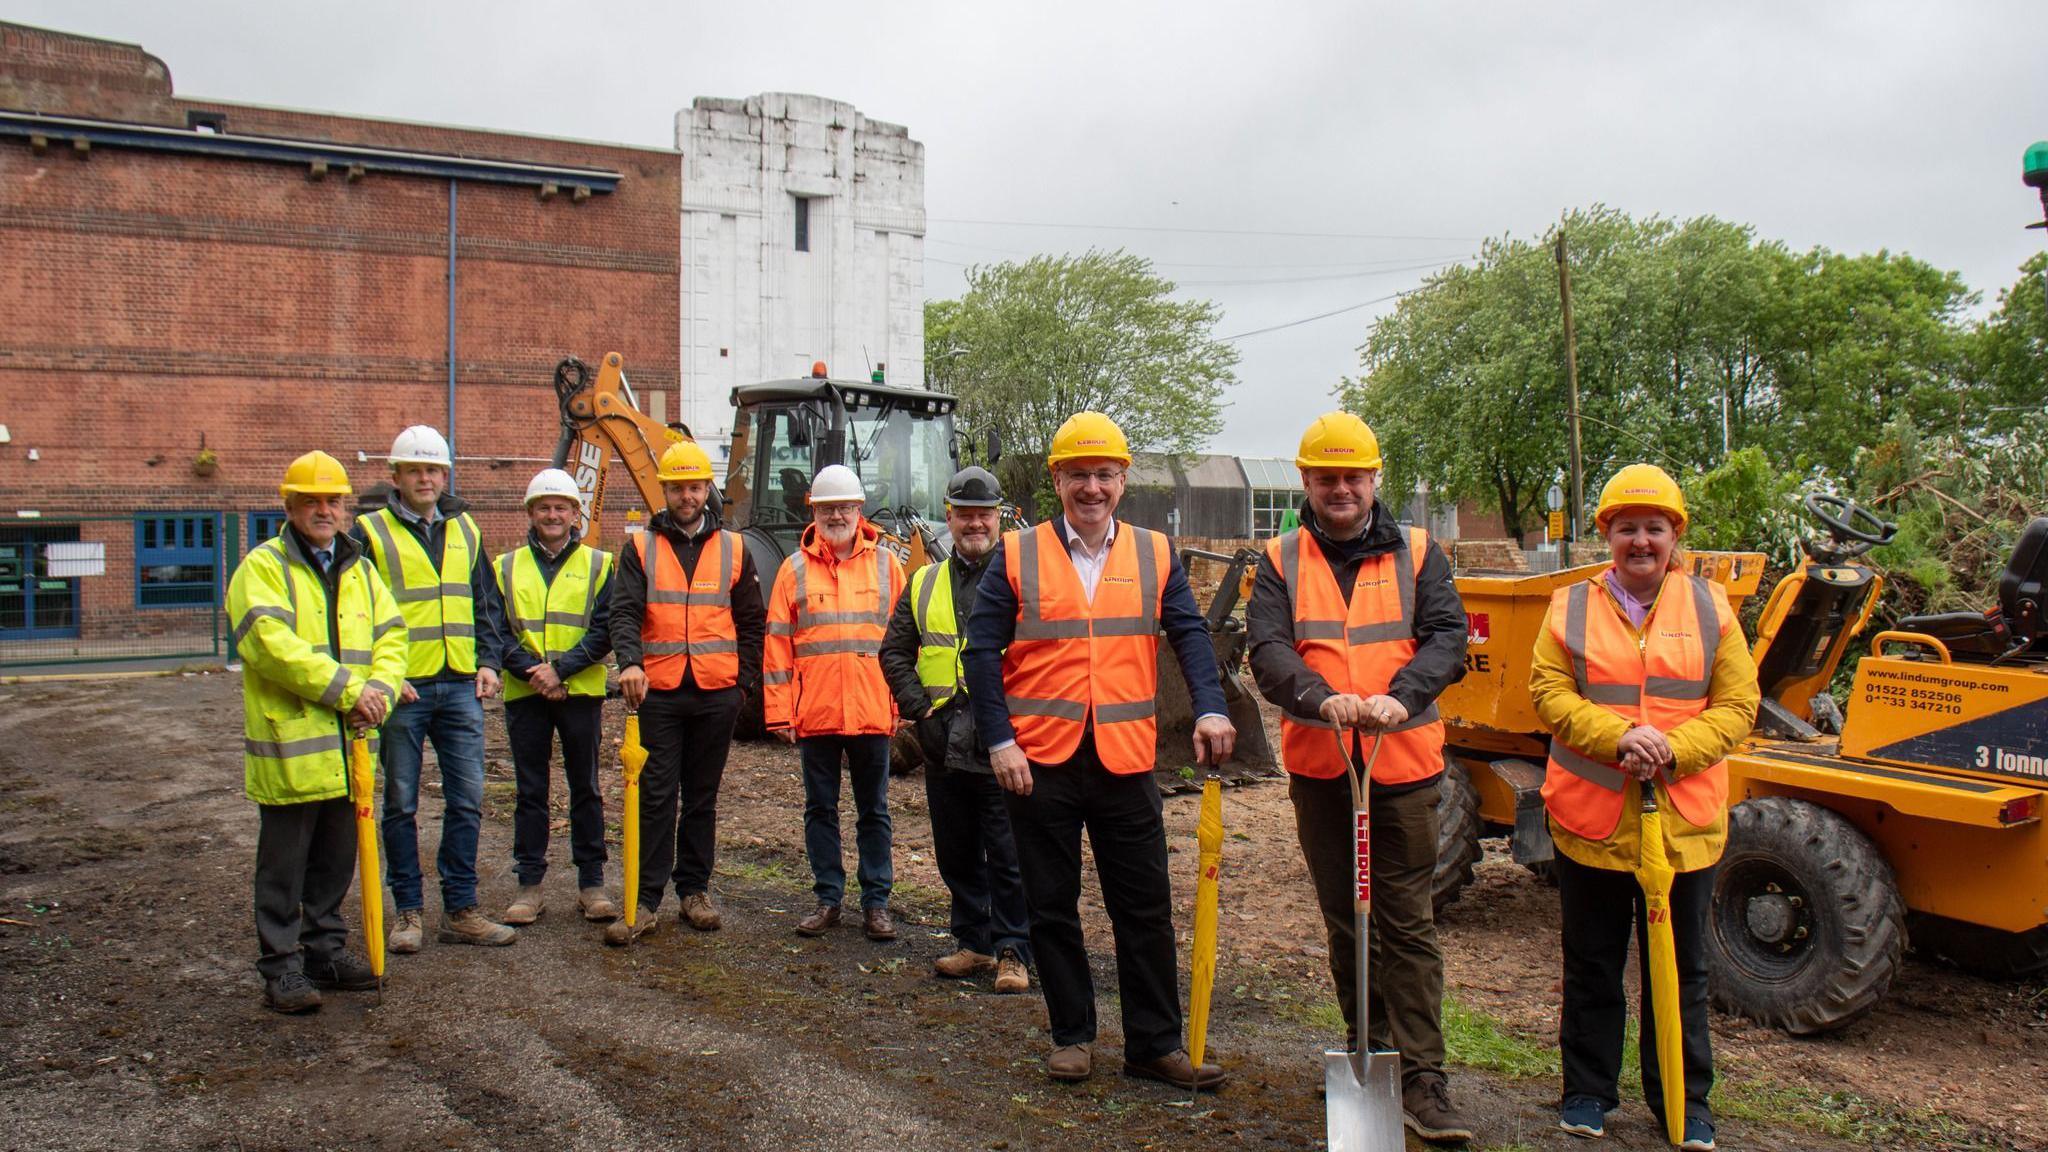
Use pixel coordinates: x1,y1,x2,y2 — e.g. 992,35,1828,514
0,23,681,562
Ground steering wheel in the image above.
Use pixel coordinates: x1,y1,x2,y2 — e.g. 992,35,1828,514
1804,493,1895,546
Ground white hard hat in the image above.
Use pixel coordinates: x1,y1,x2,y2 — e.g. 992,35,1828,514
390,425,452,468
807,464,866,504
524,468,582,507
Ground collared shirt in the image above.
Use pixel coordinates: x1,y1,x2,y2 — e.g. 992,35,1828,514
1602,569,1658,629
533,534,570,562
1065,518,1117,602
393,497,443,529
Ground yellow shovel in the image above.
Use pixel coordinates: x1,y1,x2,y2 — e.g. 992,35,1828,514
1186,775,1225,1076
347,733,385,984
1634,783,1687,1145
620,714,647,926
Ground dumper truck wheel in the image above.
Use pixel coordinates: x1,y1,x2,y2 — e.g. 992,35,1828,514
1708,797,1905,1035
1432,757,1482,914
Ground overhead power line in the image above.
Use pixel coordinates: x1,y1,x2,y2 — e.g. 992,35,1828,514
927,216,1481,243
926,237,1473,271
1218,288,1422,342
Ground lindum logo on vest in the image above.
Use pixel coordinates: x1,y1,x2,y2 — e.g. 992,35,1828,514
1658,628,1693,640
1103,575,1134,586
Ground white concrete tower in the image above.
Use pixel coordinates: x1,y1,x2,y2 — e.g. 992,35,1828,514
678,93,927,452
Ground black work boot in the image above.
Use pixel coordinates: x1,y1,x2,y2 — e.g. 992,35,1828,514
304,950,380,991
263,971,323,1014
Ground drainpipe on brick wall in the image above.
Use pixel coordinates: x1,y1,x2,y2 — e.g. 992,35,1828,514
446,179,458,493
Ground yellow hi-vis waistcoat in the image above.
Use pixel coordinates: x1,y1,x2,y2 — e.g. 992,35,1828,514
494,542,614,701
227,531,408,805
358,505,480,678
909,558,966,708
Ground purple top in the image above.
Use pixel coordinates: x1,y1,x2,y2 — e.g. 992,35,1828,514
1603,569,1657,629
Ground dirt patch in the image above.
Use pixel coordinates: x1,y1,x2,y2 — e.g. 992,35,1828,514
0,673,2040,1151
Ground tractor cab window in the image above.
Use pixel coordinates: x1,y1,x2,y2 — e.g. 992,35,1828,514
844,400,950,529
752,406,817,530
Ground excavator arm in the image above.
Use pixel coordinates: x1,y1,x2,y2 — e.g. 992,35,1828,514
550,352,689,541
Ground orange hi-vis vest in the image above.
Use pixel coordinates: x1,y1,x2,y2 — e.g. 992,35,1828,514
1541,570,1734,841
633,529,745,691
1000,519,1170,775
764,521,904,737
1269,525,1446,784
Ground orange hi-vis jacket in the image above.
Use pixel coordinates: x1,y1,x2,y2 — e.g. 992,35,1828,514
1268,525,1446,784
1541,570,1735,841
1000,519,1170,775
765,519,905,737
634,529,745,691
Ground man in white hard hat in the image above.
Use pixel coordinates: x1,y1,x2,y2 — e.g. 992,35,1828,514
764,463,907,941
494,469,620,928
353,425,516,951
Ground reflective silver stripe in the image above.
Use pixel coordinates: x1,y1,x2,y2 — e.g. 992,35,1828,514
1016,527,1046,637
374,616,404,639
1293,619,1345,641
1564,583,1592,688
920,631,958,647
1346,621,1410,645
390,584,439,603
1690,574,1720,687
1095,699,1156,724
513,616,547,633
688,639,740,656
1584,683,1643,706
876,545,894,617
443,623,476,639
1089,618,1157,637
497,552,519,607
768,620,794,637
409,625,445,643
791,553,809,627
1279,529,1302,619
438,581,471,599
645,641,692,655
456,516,478,575
544,610,589,628
795,638,876,658
364,513,416,592
317,666,353,709
246,732,345,760
1132,525,1161,635
336,648,373,665
584,548,606,623
763,669,792,685
914,562,941,631
1645,676,1709,701
1393,528,1418,635
233,605,293,647
803,610,889,626
1006,695,1087,721
1015,618,1092,640
1551,742,1626,790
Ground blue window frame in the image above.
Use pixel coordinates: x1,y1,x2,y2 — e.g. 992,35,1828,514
136,513,219,609
249,510,287,548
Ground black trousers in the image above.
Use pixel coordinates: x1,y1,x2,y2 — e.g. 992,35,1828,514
925,763,1033,963
1555,849,1716,1122
505,695,606,888
636,684,742,909
1291,772,1447,1084
254,796,356,980
1005,735,1181,1062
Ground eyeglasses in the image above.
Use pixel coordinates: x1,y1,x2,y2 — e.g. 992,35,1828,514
815,504,862,520
1058,468,1126,487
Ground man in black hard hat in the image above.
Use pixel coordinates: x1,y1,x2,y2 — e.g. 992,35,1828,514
881,466,1033,993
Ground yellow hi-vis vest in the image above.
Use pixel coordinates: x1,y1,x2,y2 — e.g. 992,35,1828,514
494,543,614,702
908,559,966,708
358,505,480,678
227,530,408,805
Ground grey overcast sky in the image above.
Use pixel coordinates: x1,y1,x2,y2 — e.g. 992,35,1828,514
9,1,2046,458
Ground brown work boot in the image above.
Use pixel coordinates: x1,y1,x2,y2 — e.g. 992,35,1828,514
1046,1043,1093,1082
577,887,619,923
933,948,996,978
795,904,841,937
1123,1048,1227,1092
388,908,424,954
438,906,517,947
863,906,898,942
680,892,723,932
994,950,1031,994
503,884,544,926
1403,1072,1475,1145
603,905,660,946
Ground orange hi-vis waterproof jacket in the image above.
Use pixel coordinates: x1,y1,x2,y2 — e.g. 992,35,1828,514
634,528,745,691
1267,524,1447,784
999,519,1171,774
765,519,905,737
1540,570,1736,842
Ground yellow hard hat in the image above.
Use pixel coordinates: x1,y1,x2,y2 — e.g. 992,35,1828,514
1595,463,1688,534
656,441,714,483
1046,411,1132,470
1295,411,1383,471
278,450,352,499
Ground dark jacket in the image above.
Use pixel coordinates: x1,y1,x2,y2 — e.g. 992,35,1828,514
349,489,509,681
963,516,1228,755
1247,500,1468,792
881,550,994,773
608,507,766,694
497,529,615,689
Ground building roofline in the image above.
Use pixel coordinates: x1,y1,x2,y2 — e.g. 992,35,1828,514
183,95,681,157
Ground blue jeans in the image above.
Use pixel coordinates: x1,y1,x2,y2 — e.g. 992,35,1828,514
380,679,487,911
798,734,893,908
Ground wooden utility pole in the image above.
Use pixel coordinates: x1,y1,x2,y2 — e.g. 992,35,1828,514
1555,230,1584,567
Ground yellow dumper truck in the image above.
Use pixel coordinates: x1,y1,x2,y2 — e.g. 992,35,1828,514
1434,497,2048,1034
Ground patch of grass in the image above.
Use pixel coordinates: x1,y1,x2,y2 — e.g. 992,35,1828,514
1442,996,1558,1080
716,856,798,885
1713,1079,2001,1150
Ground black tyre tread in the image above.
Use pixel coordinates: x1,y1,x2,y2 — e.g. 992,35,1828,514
1709,797,1906,1035
1432,758,1483,914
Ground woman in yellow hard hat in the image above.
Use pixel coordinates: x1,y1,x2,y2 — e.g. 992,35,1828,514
1528,463,1759,1151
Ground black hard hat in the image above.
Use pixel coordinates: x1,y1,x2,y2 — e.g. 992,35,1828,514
945,466,1004,508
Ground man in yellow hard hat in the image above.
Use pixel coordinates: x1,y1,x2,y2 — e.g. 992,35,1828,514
963,411,1237,1090
1246,412,1475,1144
228,451,408,1012
607,441,765,943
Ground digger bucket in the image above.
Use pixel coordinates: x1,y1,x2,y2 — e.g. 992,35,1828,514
1152,629,1277,791
1324,732,1404,1152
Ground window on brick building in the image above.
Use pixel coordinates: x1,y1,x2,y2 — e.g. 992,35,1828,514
249,511,287,550
187,111,226,134
136,514,219,609
793,195,810,252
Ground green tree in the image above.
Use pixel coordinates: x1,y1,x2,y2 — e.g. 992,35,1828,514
924,250,1237,511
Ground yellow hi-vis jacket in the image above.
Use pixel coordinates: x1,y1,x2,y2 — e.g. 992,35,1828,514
908,557,967,708
357,504,481,679
228,528,408,806
494,543,614,701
